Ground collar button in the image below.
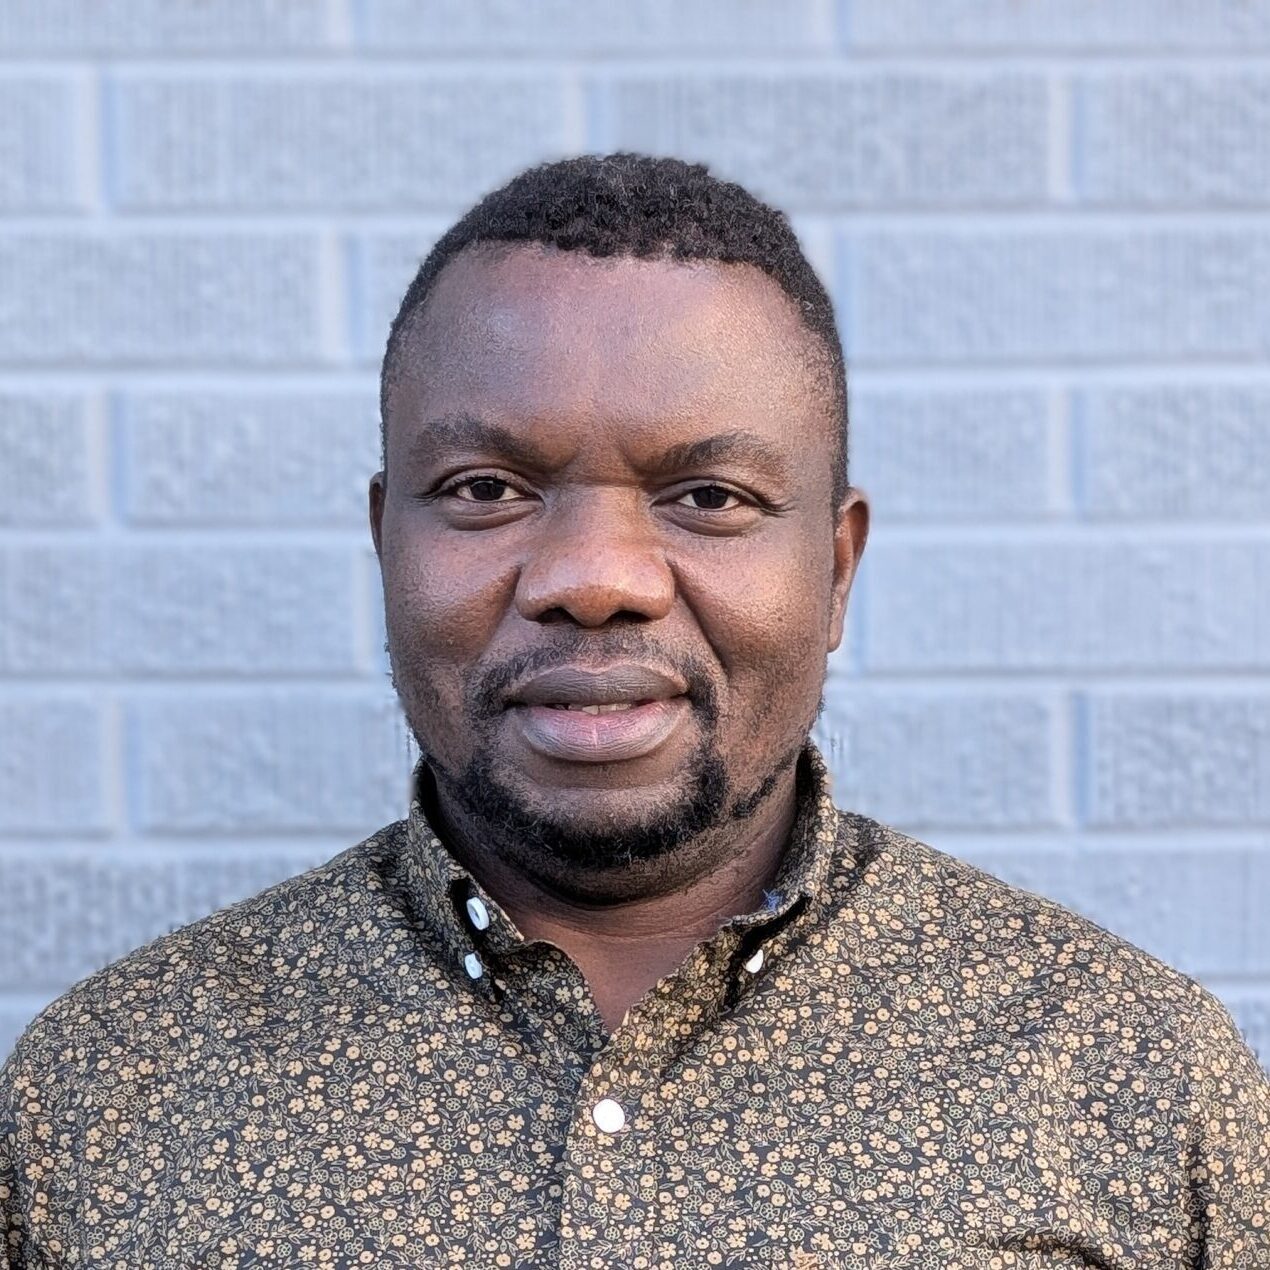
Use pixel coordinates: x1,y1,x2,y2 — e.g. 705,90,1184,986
465,896,491,931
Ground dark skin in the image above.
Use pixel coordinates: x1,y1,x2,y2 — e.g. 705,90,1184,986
371,244,868,1031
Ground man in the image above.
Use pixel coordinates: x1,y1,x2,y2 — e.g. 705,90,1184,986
2,154,1266,1268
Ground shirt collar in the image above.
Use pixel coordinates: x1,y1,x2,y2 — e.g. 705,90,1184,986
394,741,847,979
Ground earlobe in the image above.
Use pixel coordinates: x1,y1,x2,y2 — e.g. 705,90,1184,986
827,488,869,652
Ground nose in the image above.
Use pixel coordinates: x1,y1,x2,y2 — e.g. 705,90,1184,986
514,495,675,627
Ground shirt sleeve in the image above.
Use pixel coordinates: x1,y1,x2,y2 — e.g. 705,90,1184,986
0,1028,52,1270
0,1051,23,1268
1185,995,1270,1268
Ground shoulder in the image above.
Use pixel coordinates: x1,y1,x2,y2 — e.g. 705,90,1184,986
827,812,1261,1070
1,823,409,1101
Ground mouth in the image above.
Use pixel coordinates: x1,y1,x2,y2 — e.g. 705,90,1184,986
540,700,656,715
504,663,692,763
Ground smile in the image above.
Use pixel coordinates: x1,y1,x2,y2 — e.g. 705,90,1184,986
503,662,694,763
544,700,653,714
510,696,689,763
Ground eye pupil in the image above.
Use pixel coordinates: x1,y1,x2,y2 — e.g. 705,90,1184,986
692,486,731,510
468,478,507,501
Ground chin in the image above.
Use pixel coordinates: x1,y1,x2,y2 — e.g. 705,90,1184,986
507,766,711,826
525,782,684,829
450,746,732,872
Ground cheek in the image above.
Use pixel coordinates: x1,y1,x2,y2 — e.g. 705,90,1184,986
381,519,514,679
679,538,834,713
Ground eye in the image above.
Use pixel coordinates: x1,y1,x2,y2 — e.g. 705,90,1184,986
449,476,521,503
675,485,742,511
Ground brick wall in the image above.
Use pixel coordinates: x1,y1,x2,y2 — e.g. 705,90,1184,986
1,0,1267,1065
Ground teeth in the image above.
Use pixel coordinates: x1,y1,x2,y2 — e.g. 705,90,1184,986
553,702,637,714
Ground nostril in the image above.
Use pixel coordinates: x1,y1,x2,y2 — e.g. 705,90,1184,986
532,607,653,627
534,606,575,626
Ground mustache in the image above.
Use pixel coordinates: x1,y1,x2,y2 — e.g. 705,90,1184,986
464,630,719,725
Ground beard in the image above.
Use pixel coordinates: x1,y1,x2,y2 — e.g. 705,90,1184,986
421,732,735,874
393,629,802,877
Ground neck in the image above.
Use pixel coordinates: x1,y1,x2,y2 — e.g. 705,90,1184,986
432,770,800,1032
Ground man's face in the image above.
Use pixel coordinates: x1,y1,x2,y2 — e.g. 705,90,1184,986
372,245,867,896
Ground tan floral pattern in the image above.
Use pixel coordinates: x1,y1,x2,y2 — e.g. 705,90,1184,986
2,745,1268,1268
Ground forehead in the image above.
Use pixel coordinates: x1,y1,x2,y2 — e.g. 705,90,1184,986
387,245,832,455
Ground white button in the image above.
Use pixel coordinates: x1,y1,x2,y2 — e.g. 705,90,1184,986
743,948,765,974
465,896,490,931
591,1098,626,1134
463,951,483,980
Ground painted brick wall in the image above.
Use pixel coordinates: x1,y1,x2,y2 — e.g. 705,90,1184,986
1,0,1268,1067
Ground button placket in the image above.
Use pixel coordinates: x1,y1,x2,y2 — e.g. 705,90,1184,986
557,1056,644,1269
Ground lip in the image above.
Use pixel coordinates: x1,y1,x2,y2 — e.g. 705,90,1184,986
510,698,689,763
505,662,691,763
507,663,688,708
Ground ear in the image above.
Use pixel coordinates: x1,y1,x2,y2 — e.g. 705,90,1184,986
369,470,387,560
827,487,869,653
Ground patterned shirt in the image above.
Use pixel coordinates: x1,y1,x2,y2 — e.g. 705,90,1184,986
2,745,1267,1269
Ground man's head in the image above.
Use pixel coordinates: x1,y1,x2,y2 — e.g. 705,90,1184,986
371,153,868,901
381,154,850,509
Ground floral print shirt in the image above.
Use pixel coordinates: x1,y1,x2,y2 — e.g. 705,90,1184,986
2,745,1267,1268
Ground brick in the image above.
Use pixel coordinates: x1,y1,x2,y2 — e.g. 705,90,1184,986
0,1001,45,1064
1087,693,1270,828
361,0,832,52
1079,73,1270,206
0,698,106,835
0,545,361,674
606,73,1047,208
0,848,321,993
1223,992,1270,1070
967,846,1264,978
0,76,83,211
1080,384,1270,519
845,0,1270,50
815,685,1060,830
863,539,1270,672
355,230,446,363
849,386,1052,519
112,75,568,212
1078,851,1264,978
786,216,837,298
0,234,325,366
1250,853,1270,976
122,391,380,525
133,691,410,834
0,394,97,525
0,1,333,52
846,230,1270,364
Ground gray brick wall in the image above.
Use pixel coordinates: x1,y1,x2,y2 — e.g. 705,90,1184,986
1,0,1267,1069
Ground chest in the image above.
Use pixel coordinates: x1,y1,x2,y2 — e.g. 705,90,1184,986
49,1020,1181,1268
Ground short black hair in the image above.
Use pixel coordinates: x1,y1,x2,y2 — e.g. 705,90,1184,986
381,152,849,506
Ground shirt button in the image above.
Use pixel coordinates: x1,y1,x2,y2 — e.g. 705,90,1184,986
743,948,765,974
463,951,484,980
591,1098,626,1134
465,896,490,931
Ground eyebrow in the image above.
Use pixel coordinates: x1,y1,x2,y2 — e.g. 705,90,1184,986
407,415,791,483
407,414,546,471
643,431,792,483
